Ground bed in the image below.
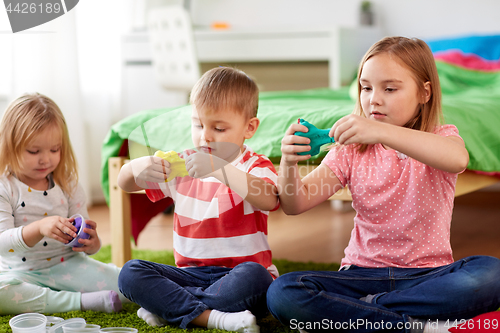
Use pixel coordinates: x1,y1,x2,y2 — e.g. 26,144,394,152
102,34,500,267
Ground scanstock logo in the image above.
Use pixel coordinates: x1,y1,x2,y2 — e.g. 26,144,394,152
3,0,79,33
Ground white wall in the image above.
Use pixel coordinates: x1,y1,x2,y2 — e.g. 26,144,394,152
371,0,500,39
187,0,500,39
189,0,359,30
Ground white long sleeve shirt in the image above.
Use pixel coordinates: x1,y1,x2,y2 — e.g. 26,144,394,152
0,174,89,271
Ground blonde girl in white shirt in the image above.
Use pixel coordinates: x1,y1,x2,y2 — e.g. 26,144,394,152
0,93,127,314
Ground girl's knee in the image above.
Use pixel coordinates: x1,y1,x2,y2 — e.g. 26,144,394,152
266,279,282,306
458,256,500,312
466,255,500,266
266,273,301,309
454,256,500,300
477,256,500,288
465,256,500,284
267,281,283,319
267,273,310,323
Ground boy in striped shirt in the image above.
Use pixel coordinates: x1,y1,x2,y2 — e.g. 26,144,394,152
117,67,279,333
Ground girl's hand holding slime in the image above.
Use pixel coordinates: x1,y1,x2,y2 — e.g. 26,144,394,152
330,114,382,145
294,118,335,156
281,122,313,165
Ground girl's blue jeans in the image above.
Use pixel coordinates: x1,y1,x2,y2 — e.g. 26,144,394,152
267,255,500,333
118,259,273,328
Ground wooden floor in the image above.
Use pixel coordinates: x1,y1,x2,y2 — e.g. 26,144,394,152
89,190,500,264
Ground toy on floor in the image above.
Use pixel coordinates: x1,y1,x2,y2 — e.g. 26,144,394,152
65,214,90,248
154,150,189,182
294,118,335,156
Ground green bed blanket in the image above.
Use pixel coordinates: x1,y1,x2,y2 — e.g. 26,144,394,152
101,61,500,204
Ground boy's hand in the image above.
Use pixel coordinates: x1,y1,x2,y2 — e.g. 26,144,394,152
280,122,312,165
129,155,171,183
330,114,383,145
71,219,101,255
38,216,77,244
185,152,229,179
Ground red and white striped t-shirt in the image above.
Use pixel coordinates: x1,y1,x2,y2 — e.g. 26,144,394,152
146,145,279,277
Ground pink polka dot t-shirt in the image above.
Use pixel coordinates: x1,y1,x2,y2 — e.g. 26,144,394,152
322,125,464,268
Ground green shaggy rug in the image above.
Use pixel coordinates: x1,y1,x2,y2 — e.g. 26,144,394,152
0,246,339,332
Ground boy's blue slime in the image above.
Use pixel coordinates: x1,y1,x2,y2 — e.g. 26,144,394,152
294,118,335,156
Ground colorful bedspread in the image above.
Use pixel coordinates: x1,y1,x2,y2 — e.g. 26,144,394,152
428,34,500,72
101,34,500,242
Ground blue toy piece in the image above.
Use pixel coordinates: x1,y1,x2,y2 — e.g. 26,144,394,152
294,118,335,156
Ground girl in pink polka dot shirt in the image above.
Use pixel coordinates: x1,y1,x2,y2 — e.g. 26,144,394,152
267,37,500,333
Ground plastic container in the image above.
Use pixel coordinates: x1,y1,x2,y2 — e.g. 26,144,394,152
47,318,86,333
9,313,47,333
100,328,138,333
46,316,64,331
65,214,90,247
63,323,100,333
46,316,64,326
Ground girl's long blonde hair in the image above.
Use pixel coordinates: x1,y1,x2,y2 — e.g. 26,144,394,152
354,36,443,152
0,93,78,196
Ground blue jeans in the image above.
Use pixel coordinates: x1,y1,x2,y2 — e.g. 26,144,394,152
267,255,500,332
118,260,273,328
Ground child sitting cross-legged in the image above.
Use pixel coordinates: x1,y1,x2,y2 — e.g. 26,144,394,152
117,67,279,333
267,36,500,333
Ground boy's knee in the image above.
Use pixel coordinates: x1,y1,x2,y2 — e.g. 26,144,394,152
235,262,272,281
118,259,143,290
231,262,274,296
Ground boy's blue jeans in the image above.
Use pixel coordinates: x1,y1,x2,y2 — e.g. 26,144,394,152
118,259,273,328
267,255,500,333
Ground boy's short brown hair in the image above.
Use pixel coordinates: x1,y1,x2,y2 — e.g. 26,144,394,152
189,67,259,118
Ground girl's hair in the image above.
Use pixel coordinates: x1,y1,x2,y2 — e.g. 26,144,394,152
189,67,259,119
353,36,443,152
0,93,78,195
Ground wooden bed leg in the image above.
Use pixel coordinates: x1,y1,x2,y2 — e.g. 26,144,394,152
108,157,132,267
